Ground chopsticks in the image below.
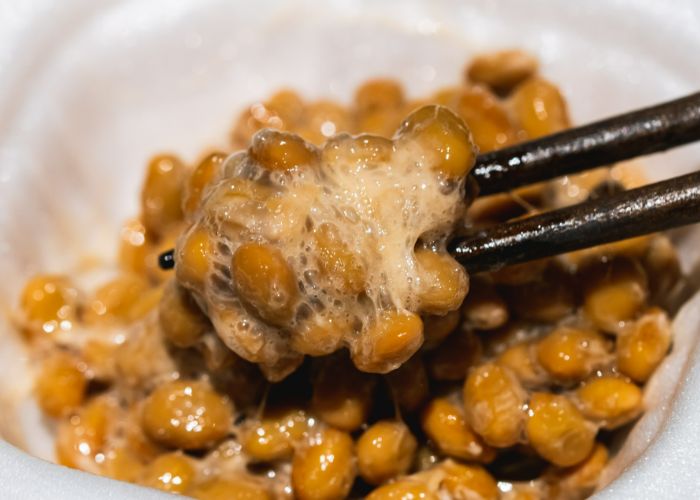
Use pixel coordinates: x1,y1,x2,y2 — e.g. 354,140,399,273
450,170,700,273
449,91,700,272
158,91,700,273
472,92,700,195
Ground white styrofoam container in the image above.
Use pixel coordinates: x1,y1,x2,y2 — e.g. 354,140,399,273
0,0,699,498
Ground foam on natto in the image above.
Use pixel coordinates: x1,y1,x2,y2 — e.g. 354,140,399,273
178,114,472,380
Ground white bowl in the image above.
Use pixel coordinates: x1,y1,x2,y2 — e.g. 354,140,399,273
1,0,699,498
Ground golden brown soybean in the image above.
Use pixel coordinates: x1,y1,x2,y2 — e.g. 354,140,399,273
141,380,233,450
454,85,519,152
546,442,609,495
250,129,319,171
354,311,424,373
20,274,79,337
414,249,469,315
581,256,648,332
188,478,272,500
292,311,351,356
141,452,196,494
439,460,500,500
355,79,405,114
510,77,570,138
643,235,682,300
231,243,299,326
291,427,356,500
184,151,226,215
314,223,367,295
266,89,305,127
158,281,210,348
141,154,186,236
125,284,164,322
240,408,310,462
102,447,144,482
35,352,87,417
83,273,150,325
421,398,495,462
617,307,672,382
463,363,527,447
357,420,418,485
525,392,597,467
55,396,114,469
176,227,214,289
467,50,539,93
536,327,610,382
496,343,546,387
322,133,394,165
118,218,150,276
575,376,642,428
367,479,438,500
397,105,477,179
356,107,405,138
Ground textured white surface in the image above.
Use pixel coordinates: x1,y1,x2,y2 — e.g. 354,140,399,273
0,0,699,498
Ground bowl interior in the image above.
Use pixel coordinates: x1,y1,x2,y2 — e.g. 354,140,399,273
1,0,699,498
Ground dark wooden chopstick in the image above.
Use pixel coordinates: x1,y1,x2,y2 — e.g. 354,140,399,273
450,170,700,273
472,91,700,195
